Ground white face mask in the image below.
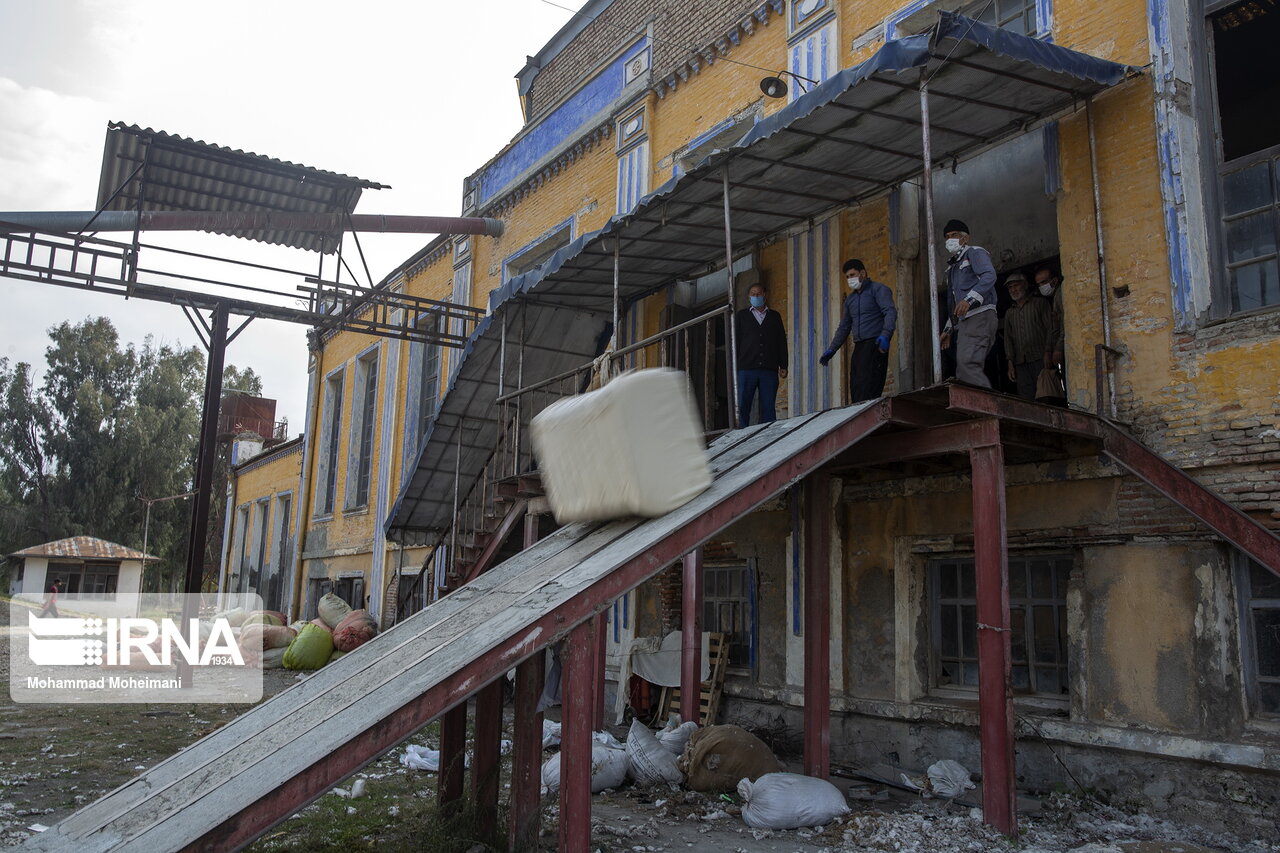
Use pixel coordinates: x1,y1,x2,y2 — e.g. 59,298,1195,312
945,238,962,255
847,275,862,291
1038,282,1054,297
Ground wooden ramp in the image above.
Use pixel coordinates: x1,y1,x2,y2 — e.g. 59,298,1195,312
22,403,888,853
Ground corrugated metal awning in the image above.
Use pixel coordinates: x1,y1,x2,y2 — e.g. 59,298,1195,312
96,122,389,254
385,13,1137,537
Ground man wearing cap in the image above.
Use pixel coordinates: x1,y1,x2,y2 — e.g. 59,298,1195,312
819,259,897,403
938,219,997,388
1002,271,1054,400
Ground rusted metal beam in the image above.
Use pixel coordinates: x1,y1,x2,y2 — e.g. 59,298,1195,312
681,548,704,724
884,396,965,429
836,418,1000,466
1101,428,1280,577
970,442,1017,838
803,472,832,780
0,210,506,237
509,511,547,852
593,611,608,731
560,618,596,853
437,704,467,814
472,679,504,841
945,384,1103,439
460,499,529,586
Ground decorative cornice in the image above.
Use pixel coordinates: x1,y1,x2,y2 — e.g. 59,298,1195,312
655,0,785,99
481,122,616,217
405,240,452,280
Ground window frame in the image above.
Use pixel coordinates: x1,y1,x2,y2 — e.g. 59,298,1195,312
928,552,1072,699
702,558,758,674
1235,552,1280,718
502,218,575,282
346,346,380,510
1199,0,1280,319
315,366,345,517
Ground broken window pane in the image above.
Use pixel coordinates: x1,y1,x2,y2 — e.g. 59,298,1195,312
1230,259,1279,313
1211,1,1280,163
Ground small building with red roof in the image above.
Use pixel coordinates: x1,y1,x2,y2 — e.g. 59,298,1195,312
7,536,158,599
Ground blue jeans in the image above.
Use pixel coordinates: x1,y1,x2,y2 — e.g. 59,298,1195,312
737,369,779,427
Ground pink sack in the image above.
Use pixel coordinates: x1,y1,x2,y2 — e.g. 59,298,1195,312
332,609,377,652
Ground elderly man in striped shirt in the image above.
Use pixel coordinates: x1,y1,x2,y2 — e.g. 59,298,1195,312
1002,271,1055,400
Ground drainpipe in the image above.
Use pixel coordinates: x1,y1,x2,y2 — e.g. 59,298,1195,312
287,333,324,621
1086,100,1117,418
921,79,943,385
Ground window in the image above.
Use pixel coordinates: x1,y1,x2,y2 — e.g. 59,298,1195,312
252,499,270,590
788,19,837,102
450,261,473,344
673,109,759,178
961,0,1039,36
503,220,573,282
417,312,443,442
315,370,344,516
347,350,379,509
81,562,119,596
398,570,426,617
1208,0,1280,313
268,494,292,612
617,141,650,215
931,554,1070,695
335,574,366,611
1239,556,1280,715
702,561,756,669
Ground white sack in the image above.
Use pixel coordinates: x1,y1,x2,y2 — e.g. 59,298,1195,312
656,719,698,756
738,772,851,829
541,742,629,794
530,368,711,523
625,719,683,786
542,720,562,749
927,759,976,799
400,744,471,772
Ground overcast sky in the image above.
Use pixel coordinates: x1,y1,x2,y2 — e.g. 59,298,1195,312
0,0,587,431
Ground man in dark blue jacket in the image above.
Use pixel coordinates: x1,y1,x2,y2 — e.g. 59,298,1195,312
938,219,997,388
734,282,788,427
819,259,897,403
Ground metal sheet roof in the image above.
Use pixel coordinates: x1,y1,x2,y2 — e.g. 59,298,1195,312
96,123,388,253
385,13,1136,537
10,536,157,562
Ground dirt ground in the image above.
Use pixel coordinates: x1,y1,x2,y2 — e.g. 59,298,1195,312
2,600,1276,852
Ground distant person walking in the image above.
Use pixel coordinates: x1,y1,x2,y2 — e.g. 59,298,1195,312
39,580,60,618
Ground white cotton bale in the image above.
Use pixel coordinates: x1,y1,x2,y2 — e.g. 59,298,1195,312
530,368,711,524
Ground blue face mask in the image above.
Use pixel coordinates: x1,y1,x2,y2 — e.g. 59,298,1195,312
749,295,765,309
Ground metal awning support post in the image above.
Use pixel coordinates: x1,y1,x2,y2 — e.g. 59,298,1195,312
681,548,704,724
593,611,608,730
560,617,597,852
611,239,621,368
722,168,740,424
509,512,547,852
969,438,1017,837
921,79,943,385
802,471,832,779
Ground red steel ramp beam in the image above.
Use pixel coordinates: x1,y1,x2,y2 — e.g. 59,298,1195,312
22,402,887,853
947,385,1280,576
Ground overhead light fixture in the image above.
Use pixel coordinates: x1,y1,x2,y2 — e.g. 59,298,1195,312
760,75,788,99
759,70,820,99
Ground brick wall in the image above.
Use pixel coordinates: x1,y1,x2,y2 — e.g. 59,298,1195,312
528,0,769,120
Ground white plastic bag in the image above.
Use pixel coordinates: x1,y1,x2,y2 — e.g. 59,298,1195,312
927,759,976,799
541,741,629,794
656,718,698,756
738,772,850,829
400,744,471,772
625,719,682,786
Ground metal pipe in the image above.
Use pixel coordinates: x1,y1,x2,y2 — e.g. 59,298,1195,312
612,239,621,368
0,210,507,238
722,169,740,425
921,81,943,385
1086,100,1116,419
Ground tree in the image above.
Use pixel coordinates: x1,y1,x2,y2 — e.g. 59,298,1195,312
223,365,264,396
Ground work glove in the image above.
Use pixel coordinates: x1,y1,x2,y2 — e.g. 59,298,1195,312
819,350,834,366
876,335,890,353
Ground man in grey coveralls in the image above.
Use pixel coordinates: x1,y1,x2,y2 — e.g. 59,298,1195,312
938,219,997,388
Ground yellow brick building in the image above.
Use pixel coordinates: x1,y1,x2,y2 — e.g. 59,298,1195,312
225,0,1280,829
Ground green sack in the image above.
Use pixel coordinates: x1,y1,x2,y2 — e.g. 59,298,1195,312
283,623,335,671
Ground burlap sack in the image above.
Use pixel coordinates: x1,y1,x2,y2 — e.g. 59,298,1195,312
676,724,783,792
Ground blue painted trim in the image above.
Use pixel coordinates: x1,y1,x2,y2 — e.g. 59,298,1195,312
1147,0,1193,325
481,37,650,206
1042,122,1061,196
502,217,576,282
623,589,629,629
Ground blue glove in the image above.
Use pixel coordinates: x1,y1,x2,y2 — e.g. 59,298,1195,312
876,335,890,352
819,349,834,366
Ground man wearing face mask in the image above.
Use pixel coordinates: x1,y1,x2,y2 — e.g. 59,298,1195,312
938,219,997,388
734,282,788,427
819,259,897,403
1034,265,1065,370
